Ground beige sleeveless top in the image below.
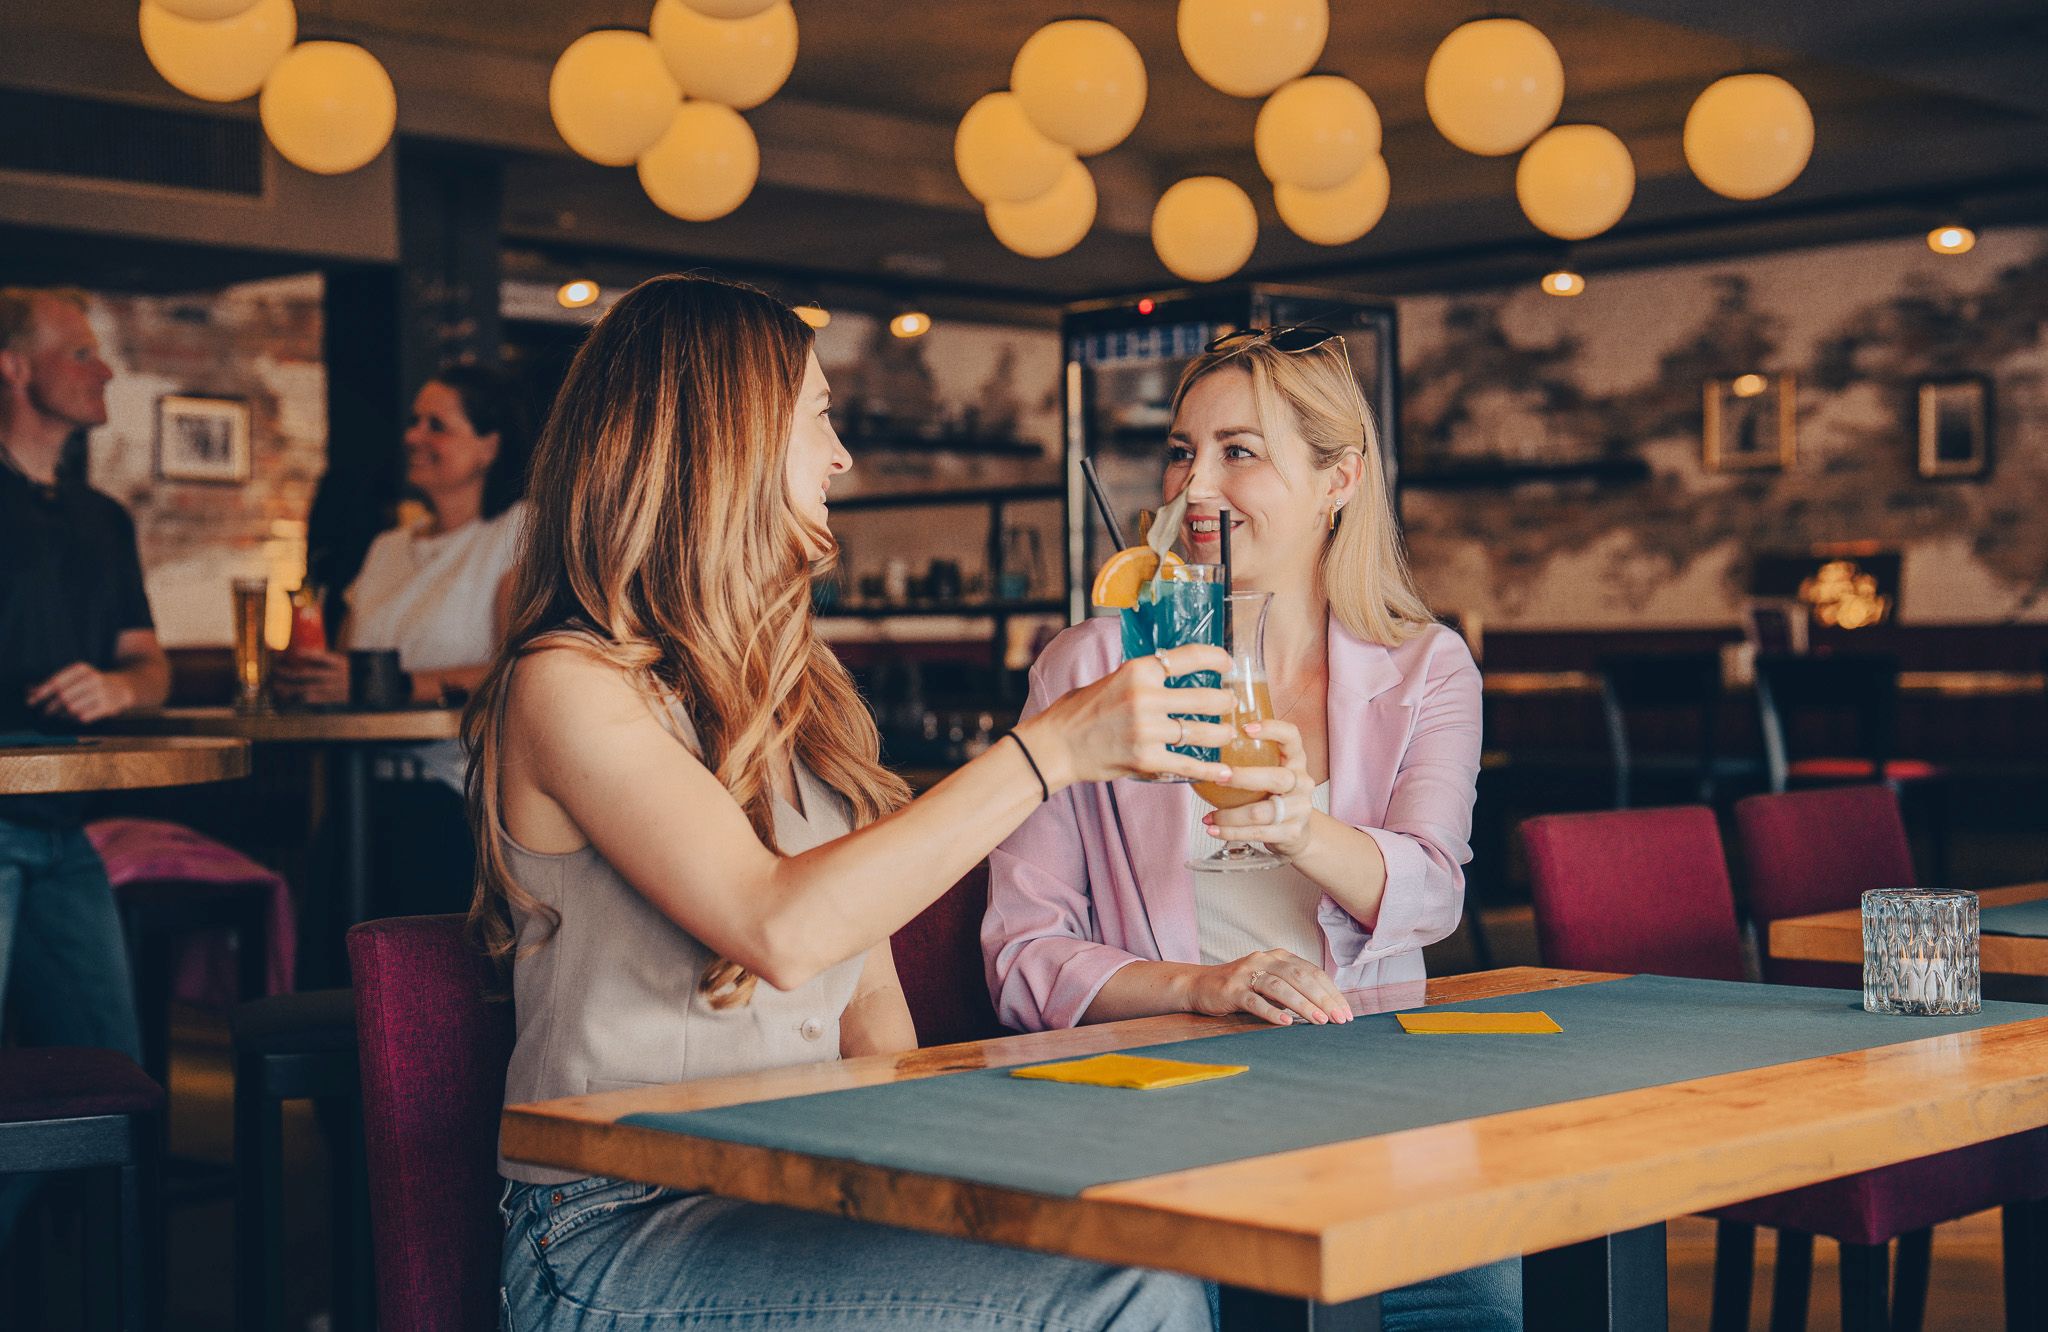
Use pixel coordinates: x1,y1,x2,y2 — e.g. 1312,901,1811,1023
496,709,864,1184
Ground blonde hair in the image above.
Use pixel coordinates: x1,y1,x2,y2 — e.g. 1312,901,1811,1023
1168,336,1432,646
463,274,910,1007
0,287,88,352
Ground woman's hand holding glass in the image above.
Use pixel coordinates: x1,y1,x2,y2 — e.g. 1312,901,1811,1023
1015,643,1238,788
1187,948,1353,1027
1201,718,1315,858
271,648,350,705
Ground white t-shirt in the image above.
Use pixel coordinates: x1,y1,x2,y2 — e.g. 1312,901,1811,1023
1190,781,1333,968
346,502,528,673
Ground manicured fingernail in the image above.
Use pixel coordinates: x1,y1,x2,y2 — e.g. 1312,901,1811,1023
1215,767,1232,780
1279,1014,1293,1025
1244,722,1262,734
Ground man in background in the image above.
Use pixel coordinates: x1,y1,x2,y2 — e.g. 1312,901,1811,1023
0,286,167,1243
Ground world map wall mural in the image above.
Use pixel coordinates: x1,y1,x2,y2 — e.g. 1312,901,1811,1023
1396,227,2048,629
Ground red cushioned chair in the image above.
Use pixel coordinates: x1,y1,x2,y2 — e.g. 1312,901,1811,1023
1523,806,2048,1332
1737,785,1916,992
347,914,514,1332
890,862,1008,1047
0,1048,163,1332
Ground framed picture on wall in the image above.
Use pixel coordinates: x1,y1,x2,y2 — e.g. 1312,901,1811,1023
1703,372,1796,472
1916,377,1992,479
156,394,251,485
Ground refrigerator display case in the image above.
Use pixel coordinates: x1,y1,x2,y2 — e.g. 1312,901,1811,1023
1059,284,1400,619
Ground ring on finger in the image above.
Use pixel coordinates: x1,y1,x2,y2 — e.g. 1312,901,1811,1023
1151,650,1174,678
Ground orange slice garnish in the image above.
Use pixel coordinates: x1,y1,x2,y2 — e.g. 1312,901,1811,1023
1090,546,1185,609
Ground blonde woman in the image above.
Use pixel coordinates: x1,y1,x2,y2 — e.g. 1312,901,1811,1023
985,328,1512,1329
474,275,1234,1329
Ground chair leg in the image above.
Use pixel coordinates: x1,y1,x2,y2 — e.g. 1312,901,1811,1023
1840,1241,1890,1332
1769,1229,1814,1332
323,1093,374,1332
2004,1199,2048,1332
124,1110,162,1332
1890,1228,1931,1332
1710,1220,1755,1332
234,1054,285,1332
235,901,269,1005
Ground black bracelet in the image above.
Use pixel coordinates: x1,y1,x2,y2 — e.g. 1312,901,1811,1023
1004,731,1050,803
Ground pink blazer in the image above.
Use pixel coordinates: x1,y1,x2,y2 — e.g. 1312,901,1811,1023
984,616,1483,1031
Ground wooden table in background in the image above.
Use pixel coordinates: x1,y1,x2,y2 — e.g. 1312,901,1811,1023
1773,881,2048,976
114,707,462,979
503,966,2048,1331
0,735,249,795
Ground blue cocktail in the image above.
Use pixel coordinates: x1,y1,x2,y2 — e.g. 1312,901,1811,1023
1120,563,1225,777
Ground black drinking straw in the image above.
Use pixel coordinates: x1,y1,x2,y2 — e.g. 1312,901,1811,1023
1079,457,1127,549
1217,507,1233,645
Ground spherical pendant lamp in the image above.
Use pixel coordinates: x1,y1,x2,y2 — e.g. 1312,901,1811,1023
1516,123,1634,240
1424,17,1563,156
1152,176,1258,284
139,0,297,103
1010,19,1146,157
259,39,396,174
1255,75,1380,190
678,0,778,17
987,158,1097,258
649,0,797,111
1683,73,1814,201
1177,0,1328,99
954,91,1071,205
637,101,760,221
1274,154,1388,246
549,28,679,167
151,0,259,20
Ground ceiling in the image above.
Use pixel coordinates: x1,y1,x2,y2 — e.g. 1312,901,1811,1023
6,0,2048,300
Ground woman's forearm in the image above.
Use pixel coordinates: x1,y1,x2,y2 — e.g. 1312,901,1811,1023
1288,811,1389,929
1077,959,1200,1023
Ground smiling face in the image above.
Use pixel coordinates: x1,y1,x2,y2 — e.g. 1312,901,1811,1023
1164,365,1359,594
403,380,499,502
784,348,851,540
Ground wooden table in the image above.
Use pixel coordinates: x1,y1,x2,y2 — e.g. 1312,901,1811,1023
0,736,249,795
502,966,2048,1330
114,707,462,977
1773,881,2048,976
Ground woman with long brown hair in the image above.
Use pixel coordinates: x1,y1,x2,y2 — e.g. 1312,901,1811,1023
476,274,1231,1329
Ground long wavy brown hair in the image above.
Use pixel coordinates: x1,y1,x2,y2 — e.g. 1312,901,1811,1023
464,274,909,1007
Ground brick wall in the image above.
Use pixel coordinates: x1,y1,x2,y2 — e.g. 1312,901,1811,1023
84,273,326,647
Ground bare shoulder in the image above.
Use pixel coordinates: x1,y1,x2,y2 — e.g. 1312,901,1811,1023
505,641,666,757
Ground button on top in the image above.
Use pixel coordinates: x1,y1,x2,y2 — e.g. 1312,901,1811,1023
799,1017,824,1041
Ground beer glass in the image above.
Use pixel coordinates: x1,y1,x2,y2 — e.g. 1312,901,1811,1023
231,577,270,712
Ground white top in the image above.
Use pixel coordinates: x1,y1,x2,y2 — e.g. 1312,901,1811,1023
346,502,528,789
346,502,528,672
1190,781,1333,967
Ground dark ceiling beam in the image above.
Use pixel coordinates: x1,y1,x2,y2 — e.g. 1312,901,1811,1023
1574,0,2048,120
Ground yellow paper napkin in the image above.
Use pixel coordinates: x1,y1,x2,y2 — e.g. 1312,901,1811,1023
1396,1011,1562,1035
1010,1053,1248,1090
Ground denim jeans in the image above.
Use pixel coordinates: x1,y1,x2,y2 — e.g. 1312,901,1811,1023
500,1176,1212,1329
0,815,144,1247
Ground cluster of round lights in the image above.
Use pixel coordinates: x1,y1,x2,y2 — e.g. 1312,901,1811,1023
139,0,396,175
548,0,796,224
954,18,1146,261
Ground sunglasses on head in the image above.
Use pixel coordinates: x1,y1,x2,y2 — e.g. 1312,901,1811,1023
1205,324,1342,355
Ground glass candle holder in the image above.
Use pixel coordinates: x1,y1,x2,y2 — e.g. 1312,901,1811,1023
1862,888,1980,1016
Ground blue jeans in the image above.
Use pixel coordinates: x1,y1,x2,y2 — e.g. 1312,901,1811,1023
501,1176,1210,1329
0,816,144,1246
500,1177,1521,1330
